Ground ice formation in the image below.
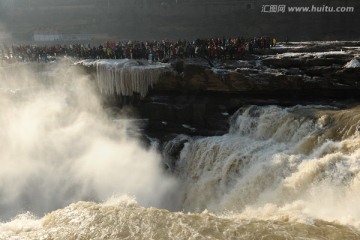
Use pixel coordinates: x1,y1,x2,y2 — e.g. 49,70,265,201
94,59,171,97
344,58,360,68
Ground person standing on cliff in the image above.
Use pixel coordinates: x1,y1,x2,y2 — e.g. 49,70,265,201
272,38,277,47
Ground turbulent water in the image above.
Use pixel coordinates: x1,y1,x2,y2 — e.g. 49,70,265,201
1,61,360,239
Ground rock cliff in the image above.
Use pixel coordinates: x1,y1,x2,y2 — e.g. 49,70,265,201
77,42,360,140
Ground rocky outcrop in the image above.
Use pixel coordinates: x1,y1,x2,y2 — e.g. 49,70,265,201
77,42,360,140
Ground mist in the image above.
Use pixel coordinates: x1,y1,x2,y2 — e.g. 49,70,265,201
0,61,177,220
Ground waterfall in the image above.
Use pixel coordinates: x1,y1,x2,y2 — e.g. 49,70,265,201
171,105,360,227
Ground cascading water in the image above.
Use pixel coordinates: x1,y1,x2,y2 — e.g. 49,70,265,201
1,61,360,239
173,105,360,228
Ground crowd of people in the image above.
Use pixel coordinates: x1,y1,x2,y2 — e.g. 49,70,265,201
1,37,276,63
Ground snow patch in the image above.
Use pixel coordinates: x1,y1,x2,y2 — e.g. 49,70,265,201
273,51,349,59
182,124,196,132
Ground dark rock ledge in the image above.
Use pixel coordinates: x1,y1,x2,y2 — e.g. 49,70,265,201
77,42,360,141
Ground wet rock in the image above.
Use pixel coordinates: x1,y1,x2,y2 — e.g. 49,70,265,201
162,134,192,170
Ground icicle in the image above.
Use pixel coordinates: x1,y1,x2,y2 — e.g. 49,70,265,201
95,59,171,97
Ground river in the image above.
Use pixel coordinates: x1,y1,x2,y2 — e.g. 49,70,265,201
0,60,360,239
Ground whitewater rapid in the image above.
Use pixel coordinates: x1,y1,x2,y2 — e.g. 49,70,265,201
1,61,360,239
1,196,359,240
170,105,360,229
